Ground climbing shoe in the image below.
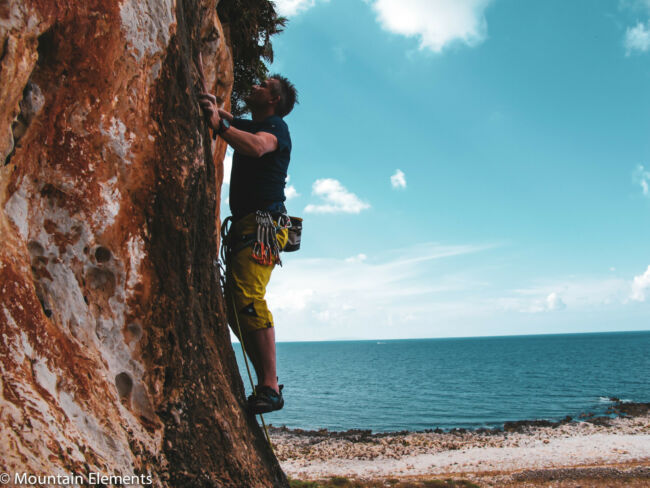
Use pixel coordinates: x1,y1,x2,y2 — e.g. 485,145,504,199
247,385,284,414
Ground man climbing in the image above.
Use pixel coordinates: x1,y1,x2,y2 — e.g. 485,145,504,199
199,72,297,415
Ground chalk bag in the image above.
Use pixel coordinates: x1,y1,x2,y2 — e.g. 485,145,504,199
284,216,302,252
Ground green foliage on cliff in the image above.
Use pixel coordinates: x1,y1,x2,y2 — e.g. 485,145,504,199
217,0,287,116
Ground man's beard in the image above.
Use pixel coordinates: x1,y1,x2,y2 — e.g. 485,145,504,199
244,94,262,112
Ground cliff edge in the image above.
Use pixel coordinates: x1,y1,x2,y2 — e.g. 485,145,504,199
0,0,286,486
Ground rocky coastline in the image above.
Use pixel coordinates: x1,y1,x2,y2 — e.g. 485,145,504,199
271,401,650,485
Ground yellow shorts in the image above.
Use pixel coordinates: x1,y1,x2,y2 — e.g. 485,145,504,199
225,213,289,336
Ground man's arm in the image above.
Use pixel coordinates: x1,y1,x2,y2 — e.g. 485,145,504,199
220,127,278,158
199,94,278,158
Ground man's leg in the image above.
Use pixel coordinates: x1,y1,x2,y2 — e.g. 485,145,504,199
245,328,279,393
226,216,288,412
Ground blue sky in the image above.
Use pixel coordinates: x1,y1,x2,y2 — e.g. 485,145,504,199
223,0,650,341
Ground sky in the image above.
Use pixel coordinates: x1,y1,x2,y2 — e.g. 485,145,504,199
222,0,650,342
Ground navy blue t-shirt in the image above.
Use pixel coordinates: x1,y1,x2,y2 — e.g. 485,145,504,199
229,115,291,220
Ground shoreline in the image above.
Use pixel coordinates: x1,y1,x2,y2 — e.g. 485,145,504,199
270,399,649,437
271,402,650,484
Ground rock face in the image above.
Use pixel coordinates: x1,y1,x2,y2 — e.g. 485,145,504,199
0,1,287,486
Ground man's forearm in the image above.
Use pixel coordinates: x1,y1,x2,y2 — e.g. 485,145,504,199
220,127,269,158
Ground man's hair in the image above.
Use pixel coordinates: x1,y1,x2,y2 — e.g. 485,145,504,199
269,74,298,118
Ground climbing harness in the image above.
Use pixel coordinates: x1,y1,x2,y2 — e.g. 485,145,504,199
220,211,297,266
221,212,302,270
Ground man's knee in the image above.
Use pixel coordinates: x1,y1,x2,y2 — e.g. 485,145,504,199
229,299,274,335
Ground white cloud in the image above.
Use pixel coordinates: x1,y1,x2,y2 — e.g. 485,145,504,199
219,148,233,213
223,147,233,184
370,0,492,53
273,0,327,16
505,291,566,314
545,292,566,311
285,174,300,200
625,21,650,54
495,277,635,314
304,178,370,214
345,253,367,263
504,266,650,310
620,0,650,13
265,242,648,341
631,265,650,301
267,241,492,340
634,164,650,196
390,169,407,189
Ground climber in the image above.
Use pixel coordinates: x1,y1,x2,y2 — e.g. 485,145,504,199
198,64,297,415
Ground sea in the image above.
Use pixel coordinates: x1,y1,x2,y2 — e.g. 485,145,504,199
234,331,650,433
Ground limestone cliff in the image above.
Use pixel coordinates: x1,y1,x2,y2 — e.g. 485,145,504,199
0,1,287,486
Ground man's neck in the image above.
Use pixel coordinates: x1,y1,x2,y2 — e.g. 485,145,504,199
250,107,276,122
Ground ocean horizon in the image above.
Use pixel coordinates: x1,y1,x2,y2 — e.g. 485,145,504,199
233,329,650,344
234,330,650,432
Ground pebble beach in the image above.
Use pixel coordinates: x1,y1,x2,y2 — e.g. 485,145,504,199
271,402,650,485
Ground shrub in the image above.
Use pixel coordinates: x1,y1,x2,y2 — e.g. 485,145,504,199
217,0,287,116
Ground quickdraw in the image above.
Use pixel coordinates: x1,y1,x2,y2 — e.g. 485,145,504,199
251,211,291,266
220,211,292,269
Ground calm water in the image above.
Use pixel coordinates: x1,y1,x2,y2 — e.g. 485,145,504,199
234,331,650,432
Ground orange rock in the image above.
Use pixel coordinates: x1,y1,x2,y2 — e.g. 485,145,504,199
0,1,284,486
